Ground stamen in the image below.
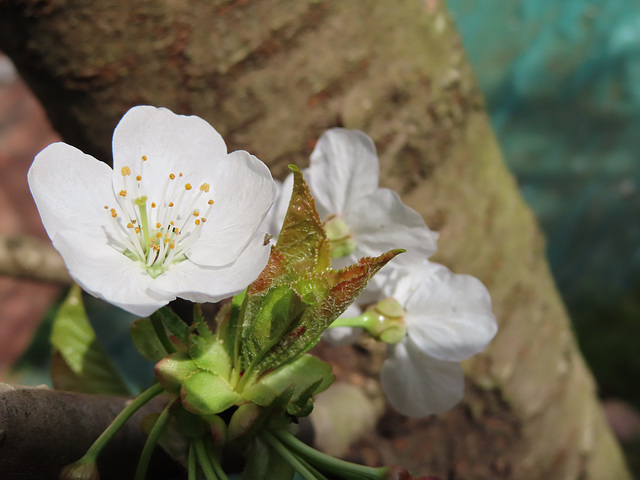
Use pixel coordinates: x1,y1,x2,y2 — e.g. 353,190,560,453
199,183,210,192
121,166,131,176
208,199,214,205
142,155,147,161
119,190,127,197
185,183,192,191
193,211,199,217
136,175,142,181
169,173,176,180
151,202,157,208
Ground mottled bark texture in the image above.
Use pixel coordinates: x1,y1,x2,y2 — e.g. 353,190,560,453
0,1,630,479
0,383,184,479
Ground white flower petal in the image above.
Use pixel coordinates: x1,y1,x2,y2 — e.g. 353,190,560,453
111,106,228,201
381,338,464,417
188,150,275,266
396,264,497,362
308,128,379,215
28,142,115,239
150,233,271,303
53,231,168,317
346,189,438,264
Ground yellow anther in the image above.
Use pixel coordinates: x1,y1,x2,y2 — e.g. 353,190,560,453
156,232,162,238
127,222,133,228
121,166,131,176
185,183,192,191
142,155,147,161
136,175,142,181
119,190,127,197
156,222,162,228
170,221,175,225
151,202,157,208
168,202,174,207
201,218,207,223
199,183,210,193
208,199,214,205
195,219,201,226
104,205,108,209
110,208,117,218
135,227,141,234
174,228,180,234
169,243,176,250
193,211,199,217
169,173,176,180
179,172,183,177
132,219,137,224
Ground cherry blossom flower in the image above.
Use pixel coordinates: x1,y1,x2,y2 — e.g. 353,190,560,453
307,128,438,276
29,106,276,316
379,262,497,417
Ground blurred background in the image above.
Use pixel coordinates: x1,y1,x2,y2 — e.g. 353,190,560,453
1,0,639,474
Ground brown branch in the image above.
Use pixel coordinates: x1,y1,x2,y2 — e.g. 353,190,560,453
0,383,185,480
0,235,71,285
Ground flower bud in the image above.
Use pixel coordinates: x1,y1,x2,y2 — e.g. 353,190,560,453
59,461,100,480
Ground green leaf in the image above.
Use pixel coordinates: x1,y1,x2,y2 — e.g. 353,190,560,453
275,166,331,275
260,250,403,370
243,354,333,409
131,317,167,362
50,285,130,395
240,285,308,375
150,306,189,345
180,370,241,415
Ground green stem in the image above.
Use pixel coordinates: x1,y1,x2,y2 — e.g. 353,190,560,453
77,383,164,465
260,430,326,480
194,437,219,480
328,314,369,329
204,436,229,480
150,311,177,354
134,398,177,480
272,429,387,480
188,443,197,480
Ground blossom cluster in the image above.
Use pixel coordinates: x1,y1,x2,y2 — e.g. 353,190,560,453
29,106,497,419
262,128,497,417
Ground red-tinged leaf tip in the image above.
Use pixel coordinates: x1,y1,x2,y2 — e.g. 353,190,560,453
248,248,287,294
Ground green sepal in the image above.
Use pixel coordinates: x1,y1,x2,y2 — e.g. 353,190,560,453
228,402,264,442
203,414,228,446
180,370,241,415
154,352,198,395
150,307,189,345
188,335,232,380
243,355,333,411
130,317,167,362
50,285,130,396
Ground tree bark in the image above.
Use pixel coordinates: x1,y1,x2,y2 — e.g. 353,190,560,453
0,1,630,479
0,383,184,479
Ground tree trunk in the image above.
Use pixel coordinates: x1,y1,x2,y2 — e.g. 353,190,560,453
0,1,630,478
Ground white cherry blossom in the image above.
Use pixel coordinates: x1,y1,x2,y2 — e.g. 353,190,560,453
307,128,438,275
29,106,276,316
380,261,497,417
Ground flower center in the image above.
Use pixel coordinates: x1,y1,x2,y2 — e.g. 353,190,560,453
105,156,214,278
323,214,356,258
